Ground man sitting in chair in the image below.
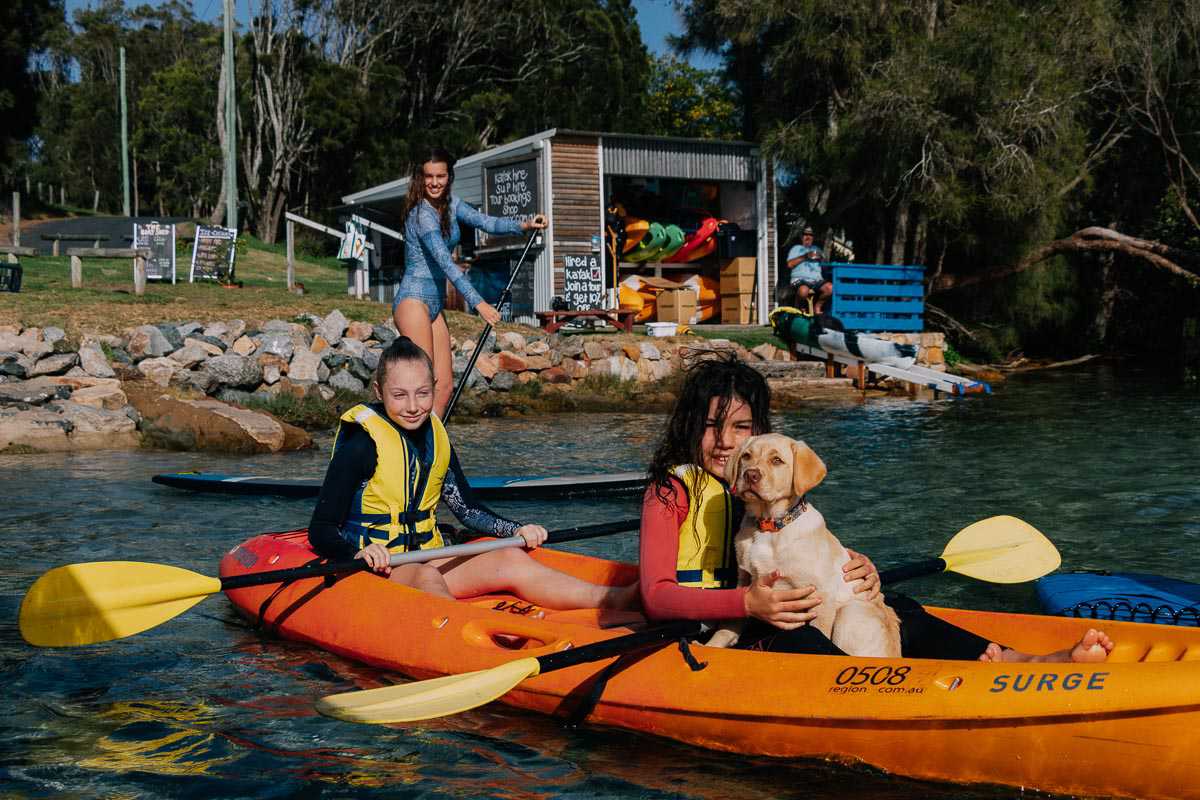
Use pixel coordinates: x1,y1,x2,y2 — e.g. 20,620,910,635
781,227,831,314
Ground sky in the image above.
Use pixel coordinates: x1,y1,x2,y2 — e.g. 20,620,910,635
62,0,721,70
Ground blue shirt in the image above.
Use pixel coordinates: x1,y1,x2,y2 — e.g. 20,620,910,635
786,243,824,285
402,195,524,311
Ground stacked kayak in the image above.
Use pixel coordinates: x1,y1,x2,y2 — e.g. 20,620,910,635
618,273,718,324
1037,571,1200,625
153,470,647,501
224,530,1200,800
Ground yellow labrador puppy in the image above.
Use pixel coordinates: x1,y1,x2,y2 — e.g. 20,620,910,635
707,433,901,657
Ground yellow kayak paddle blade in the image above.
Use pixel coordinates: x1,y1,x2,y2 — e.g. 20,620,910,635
316,657,543,724
940,515,1061,584
19,561,222,647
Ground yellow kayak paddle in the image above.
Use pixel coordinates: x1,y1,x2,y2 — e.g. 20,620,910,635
317,515,1060,725
19,519,640,648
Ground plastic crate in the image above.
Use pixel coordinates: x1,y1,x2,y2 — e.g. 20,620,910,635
0,262,22,293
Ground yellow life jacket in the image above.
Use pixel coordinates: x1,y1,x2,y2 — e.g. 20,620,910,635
671,464,738,588
334,404,451,552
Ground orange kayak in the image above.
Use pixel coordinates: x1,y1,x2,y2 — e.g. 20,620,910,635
221,530,1200,800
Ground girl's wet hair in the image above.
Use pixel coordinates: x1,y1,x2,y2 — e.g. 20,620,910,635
401,146,456,236
373,335,435,390
646,353,772,503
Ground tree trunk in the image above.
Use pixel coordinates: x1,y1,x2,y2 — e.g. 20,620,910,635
891,201,909,264
1091,246,1119,346
210,52,229,227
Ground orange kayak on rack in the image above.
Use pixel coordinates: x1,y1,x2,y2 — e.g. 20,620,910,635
221,530,1200,800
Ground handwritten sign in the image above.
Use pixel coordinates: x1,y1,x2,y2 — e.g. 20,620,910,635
189,225,237,283
133,221,176,282
563,253,603,310
483,156,539,247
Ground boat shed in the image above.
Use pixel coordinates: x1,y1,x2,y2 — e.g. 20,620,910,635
340,128,777,326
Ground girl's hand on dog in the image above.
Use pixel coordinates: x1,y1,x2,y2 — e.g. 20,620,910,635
744,571,822,630
843,548,881,601
355,542,393,576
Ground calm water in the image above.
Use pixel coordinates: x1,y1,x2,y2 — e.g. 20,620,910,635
2,366,1197,799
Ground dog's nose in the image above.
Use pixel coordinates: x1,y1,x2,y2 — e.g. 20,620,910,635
744,467,761,484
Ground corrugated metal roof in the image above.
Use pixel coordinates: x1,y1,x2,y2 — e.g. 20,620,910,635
601,136,760,182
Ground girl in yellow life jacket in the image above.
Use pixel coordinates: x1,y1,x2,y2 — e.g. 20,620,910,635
308,336,638,609
638,355,1113,662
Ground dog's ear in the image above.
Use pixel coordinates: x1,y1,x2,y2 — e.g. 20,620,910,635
725,435,753,486
790,439,827,496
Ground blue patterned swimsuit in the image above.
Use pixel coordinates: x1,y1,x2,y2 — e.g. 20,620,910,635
396,196,524,319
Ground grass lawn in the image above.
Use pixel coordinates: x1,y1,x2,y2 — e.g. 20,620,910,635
685,324,782,350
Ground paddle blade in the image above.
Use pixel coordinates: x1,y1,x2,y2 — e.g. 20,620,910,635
19,562,222,647
316,658,542,724
940,516,1061,584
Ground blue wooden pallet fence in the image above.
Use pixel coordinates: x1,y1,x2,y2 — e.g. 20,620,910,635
829,262,925,332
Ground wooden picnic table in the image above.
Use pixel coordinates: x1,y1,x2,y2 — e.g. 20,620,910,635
535,308,637,334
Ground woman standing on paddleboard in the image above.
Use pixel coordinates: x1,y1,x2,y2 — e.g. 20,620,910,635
394,147,548,416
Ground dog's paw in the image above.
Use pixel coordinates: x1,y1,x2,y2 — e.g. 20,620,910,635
706,629,740,649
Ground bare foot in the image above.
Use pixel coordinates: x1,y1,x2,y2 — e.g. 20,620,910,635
977,629,1114,664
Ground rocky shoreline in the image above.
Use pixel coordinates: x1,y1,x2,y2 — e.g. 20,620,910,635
0,312,945,453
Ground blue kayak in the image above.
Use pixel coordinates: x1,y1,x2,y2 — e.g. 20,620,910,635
1036,571,1200,626
152,470,646,501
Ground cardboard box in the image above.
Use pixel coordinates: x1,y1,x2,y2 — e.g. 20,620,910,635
656,288,698,323
721,293,754,324
720,271,756,295
720,257,756,279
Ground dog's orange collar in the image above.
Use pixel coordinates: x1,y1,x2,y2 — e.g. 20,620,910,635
754,497,809,533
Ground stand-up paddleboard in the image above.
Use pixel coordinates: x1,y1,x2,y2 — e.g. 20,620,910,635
625,223,667,262
152,471,648,501
1037,571,1200,626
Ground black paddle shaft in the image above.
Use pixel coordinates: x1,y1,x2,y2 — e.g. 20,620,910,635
534,621,703,674
218,518,639,593
879,558,948,586
444,231,542,420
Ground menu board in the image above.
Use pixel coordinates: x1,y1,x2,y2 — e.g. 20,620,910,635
563,253,603,310
133,221,176,282
189,225,237,282
483,156,539,248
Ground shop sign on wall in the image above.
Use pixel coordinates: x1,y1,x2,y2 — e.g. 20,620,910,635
483,156,539,247
563,253,603,310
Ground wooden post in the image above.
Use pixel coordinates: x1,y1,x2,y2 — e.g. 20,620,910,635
286,219,294,289
51,238,59,257
93,190,100,212
133,255,146,296
70,255,82,288
60,186,65,206
11,192,19,247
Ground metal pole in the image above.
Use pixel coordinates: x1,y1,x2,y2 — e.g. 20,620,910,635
120,47,130,217
11,192,19,247
224,0,237,233
443,232,540,420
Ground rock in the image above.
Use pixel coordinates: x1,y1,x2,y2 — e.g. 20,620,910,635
338,338,366,360
64,366,88,377
595,355,638,381
323,352,348,370
317,308,348,344
583,341,608,360
310,334,331,354
185,336,225,356
258,332,294,360
0,406,70,451
559,338,585,358
0,325,17,336
125,387,312,453
329,369,366,393
288,348,323,382
137,357,179,387
475,353,499,380
183,370,217,394
639,342,662,361
169,344,210,368
526,340,550,356
0,352,29,378
345,321,374,341
490,371,516,391
318,361,330,382
541,366,571,384
257,352,289,372
523,355,552,371
51,338,76,354
177,322,204,338
751,343,780,361
460,339,477,354
202,321,229,340
154,324,184,350
43,327,66,345
560,358,588,380
517,371,537,384
225,320,247,340
231,335,257,356
261,318,293,333
21,340,52,360
69,383,128,410
496,331,526,353
49,401,140,448
363,347,381,370
621,343,641,362
317,385,335,401
0,333,31,352
262,364,282,385
28,353,78,377
372,323,397,345
497,351,528,372
127,326,171,359
348,357,373,383
77,345,115,378
0,380,67,406
203,354,263,389
107,347,133,365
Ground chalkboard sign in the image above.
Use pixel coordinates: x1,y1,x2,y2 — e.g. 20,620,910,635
563,253,604,310
483,156,539,247
133,221,176,282
190,225,237,283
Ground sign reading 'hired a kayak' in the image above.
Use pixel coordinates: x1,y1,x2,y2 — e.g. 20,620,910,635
563,253,603,309
483,155,539,248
